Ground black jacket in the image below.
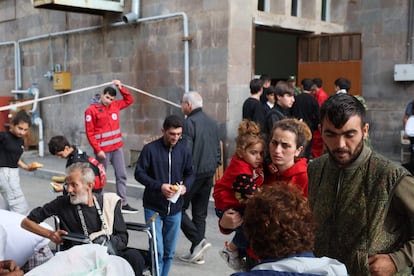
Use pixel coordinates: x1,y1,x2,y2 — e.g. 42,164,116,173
182,108,221,178
134,138,194,216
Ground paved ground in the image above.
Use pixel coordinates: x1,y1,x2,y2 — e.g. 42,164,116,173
4,152,234,276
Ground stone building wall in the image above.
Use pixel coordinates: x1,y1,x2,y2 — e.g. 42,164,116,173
345,0,413,160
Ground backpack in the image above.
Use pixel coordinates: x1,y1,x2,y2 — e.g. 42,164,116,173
88,156,107,190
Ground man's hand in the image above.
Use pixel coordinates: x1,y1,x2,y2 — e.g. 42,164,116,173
97,151,106,160
47,229,68,245
219,209,243,230
368,254,397,276
161,184,175,198
0,260,23,276
113,80,122,89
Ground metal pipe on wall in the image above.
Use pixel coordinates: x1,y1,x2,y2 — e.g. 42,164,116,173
13,10,190,92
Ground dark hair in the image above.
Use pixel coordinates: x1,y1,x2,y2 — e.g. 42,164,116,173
244,184,316,259
260,74,271,82
301,78,313,91
334,78,351,91
48,135,70,155
103,86,117,97
321,93,366,129
265,85,276,95
12,110,31,127
249,78,264,95
274,81,294,97
312,78,322,88
163,114,183,130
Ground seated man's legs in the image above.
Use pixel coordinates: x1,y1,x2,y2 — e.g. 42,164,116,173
118,248,145,276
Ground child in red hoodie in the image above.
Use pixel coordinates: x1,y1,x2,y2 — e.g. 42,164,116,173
213,120,265,271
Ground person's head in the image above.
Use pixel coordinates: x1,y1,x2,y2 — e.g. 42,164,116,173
260,74,272,88
162,114,183,147
301,78,313,92
265,86,276,105
235,120,265,169
269,118,312,171
311,78,322,94
320,93,369,168
65,163,94,205
287,75,297,87
100,86,117,106
274,81,295,109
48,136,74,158
249,78,264,95
334,78,351,92
181,91,203,116
244,184,316,260
10,110,31,138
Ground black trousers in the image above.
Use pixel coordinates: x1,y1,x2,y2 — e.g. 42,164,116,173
181,175,213,252
118,247,146,276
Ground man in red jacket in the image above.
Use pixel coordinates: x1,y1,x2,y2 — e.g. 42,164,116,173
84,80,138,213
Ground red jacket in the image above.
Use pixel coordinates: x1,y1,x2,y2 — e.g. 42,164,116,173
213,156,264,211
264,157,308,197
84,86,134,154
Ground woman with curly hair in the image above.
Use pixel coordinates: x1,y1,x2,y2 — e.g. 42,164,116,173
231,184,347,276
264,118,312,197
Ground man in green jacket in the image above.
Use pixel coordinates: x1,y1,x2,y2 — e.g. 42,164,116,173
308,93,414,275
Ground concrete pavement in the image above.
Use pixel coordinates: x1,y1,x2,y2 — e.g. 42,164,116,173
12,151,234,276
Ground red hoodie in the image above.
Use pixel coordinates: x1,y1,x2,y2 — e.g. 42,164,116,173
213,156,264,211
264,157,308,197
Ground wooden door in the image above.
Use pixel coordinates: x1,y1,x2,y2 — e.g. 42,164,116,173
298,33,362,96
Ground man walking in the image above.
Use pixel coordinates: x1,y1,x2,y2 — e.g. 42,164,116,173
84,80,137,213
308,93,414,275
179,92,221,264
135,115,194,276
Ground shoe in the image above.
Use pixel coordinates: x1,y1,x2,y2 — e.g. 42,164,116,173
121,204,139,214
187,239,211,263
179,252,205,264
219,242,242,271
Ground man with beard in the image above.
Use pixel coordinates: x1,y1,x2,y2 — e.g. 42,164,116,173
20,163,145,275
308,93,414,276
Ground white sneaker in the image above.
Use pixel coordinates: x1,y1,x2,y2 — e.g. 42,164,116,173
186,239,211,263
219,243,242,271
179,252,205,264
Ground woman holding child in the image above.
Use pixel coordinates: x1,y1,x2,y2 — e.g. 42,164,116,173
216,118,312,271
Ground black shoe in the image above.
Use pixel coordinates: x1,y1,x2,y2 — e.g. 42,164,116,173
121,204,139,214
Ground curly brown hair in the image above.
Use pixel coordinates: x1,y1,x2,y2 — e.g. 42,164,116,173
243,184,316,260
235,120,265,158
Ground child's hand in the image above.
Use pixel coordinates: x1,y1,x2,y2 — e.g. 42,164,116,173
268,163,278,174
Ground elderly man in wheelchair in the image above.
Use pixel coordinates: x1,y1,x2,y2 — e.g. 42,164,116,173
21,162,146,275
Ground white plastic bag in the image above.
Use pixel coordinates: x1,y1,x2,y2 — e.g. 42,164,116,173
25,244,134,276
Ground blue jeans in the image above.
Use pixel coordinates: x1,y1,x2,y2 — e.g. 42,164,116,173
145,208,181,276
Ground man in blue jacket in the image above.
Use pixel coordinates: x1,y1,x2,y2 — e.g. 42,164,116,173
135,114,194,276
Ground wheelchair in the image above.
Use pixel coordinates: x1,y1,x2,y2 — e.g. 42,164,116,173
55,212,160,276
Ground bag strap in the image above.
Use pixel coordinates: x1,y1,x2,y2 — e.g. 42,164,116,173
76,196,110,239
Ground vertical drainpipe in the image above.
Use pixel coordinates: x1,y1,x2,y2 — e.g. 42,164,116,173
409,0,414,63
